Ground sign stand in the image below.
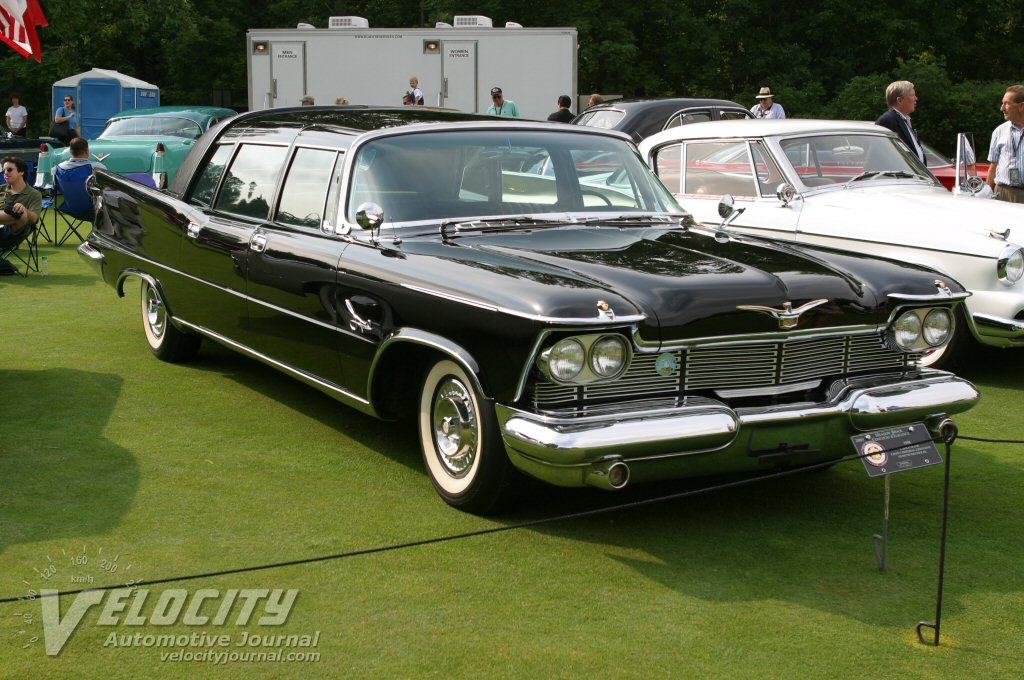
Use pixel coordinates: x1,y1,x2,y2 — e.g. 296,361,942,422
916,419,958,647
871,475,891,572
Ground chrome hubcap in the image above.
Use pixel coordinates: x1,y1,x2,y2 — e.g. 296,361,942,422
145,286,165,339
431,377,477,477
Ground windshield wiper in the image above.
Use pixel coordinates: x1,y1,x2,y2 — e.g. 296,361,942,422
844,170,919,187
439,216,567,241
575,214,678,226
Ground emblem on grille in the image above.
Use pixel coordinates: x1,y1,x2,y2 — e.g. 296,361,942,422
94,153,111,162
736,298,828,329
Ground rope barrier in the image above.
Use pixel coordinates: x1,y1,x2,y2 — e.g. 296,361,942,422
1,431,972,606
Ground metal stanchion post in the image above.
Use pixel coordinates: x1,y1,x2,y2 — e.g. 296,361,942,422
916,419,958,646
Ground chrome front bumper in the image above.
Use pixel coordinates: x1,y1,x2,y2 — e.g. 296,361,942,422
496,373,979,488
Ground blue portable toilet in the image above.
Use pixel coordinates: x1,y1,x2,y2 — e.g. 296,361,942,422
52,68,160,139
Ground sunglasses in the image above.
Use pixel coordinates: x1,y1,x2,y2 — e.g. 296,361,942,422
64,98,73,102
2,167,16,173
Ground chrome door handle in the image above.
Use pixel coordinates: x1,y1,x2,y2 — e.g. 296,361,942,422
250,233,267,253
186,222,201,239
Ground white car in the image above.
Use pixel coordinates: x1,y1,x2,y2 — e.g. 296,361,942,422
638,119,1024,368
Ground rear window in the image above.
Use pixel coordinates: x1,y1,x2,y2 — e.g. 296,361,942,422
574,109,625,130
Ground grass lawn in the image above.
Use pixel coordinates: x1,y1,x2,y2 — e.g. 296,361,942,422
1,235,1022,679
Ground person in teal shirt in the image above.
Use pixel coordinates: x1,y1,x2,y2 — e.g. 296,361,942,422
487,87,520,118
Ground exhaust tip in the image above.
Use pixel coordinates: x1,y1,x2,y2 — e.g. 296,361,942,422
586,460,630,490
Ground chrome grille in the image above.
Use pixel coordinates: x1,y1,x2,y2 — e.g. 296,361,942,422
528,332,915,411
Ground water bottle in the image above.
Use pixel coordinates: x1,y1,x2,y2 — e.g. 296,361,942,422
41,255,48,276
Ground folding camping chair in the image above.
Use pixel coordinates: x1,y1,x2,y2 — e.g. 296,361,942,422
0,220,41,277
52,163,95,246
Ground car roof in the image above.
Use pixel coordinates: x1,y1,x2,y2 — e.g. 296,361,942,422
112,105,238,122
582,97,749,113
643,118,891,143
169,106,634,198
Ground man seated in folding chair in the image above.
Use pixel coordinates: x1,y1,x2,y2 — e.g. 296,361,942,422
52,138,103,246
0,156,42,276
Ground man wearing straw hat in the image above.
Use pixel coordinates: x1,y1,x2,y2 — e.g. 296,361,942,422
751,86,786,119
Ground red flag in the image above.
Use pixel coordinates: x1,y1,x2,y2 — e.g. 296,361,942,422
0,0,48,62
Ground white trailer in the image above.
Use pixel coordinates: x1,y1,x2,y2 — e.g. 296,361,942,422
246,16,577,120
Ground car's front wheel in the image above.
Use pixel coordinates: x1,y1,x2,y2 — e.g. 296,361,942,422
418,359,517,514
141,279,201,362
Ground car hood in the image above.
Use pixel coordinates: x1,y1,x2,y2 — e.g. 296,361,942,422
400,224,956,346
802,185,1024,252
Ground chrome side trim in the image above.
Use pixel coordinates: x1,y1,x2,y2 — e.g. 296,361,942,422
399,282,647,325
96,237,368,342
972,313,1024,340
888,292,971,302
174,318,376,415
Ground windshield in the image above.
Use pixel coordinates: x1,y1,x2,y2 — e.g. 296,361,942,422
347,129,683,224
99,116,204,140
573,109,625,130
778,134,934,188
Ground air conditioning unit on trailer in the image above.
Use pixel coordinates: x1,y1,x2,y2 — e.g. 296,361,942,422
329,16,370,29
453,15,493,28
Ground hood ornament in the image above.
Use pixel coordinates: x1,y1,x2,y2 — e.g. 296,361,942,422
737,299,828,329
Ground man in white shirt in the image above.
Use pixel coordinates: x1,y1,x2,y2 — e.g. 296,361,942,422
751,87,786,119
986,84,1024,203
6,93,27,136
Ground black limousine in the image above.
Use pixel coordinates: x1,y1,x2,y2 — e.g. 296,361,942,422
79,106,979,513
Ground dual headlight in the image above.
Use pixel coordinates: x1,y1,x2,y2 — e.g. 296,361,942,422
538,334,631,383
892,308,953,351
997,245,1024,286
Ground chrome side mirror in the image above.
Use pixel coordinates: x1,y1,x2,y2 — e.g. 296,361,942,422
355,202,384,231
776,182,796,206
717,194,735,219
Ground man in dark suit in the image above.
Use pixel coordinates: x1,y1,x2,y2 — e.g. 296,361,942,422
875,81,926,163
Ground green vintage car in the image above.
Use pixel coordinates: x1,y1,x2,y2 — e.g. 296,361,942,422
38,105,236,189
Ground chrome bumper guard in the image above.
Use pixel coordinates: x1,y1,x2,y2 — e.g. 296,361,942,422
77,241,105,275
973,312,1024,342
497,373,979,488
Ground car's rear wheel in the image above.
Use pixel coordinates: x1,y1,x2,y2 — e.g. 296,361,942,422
141,279,200,362
418,359,517,514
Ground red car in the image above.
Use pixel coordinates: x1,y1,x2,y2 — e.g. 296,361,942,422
923,142,990,192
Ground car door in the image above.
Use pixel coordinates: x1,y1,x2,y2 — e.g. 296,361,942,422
649,138,801,236
244,145,352,388
175,141,281,343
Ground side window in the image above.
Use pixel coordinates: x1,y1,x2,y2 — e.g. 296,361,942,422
750,141,785,197
720,109,751,121
275,148,339,229
213,144,288,220
683,141,757,197
190,144,234,208
665,110,712,129
652,143,682,193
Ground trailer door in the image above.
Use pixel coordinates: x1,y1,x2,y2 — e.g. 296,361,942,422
270,42,306,108
442,41,477,112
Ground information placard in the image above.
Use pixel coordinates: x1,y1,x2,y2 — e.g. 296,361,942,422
851,423,942,477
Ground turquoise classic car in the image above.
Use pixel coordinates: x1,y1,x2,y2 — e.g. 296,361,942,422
37,105,236,189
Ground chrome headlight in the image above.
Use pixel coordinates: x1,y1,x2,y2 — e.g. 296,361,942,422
922,308,952,347
590,335,628,378
997,244,1024,286
893,311,923,350
538,333,633,384
545,338,585,381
